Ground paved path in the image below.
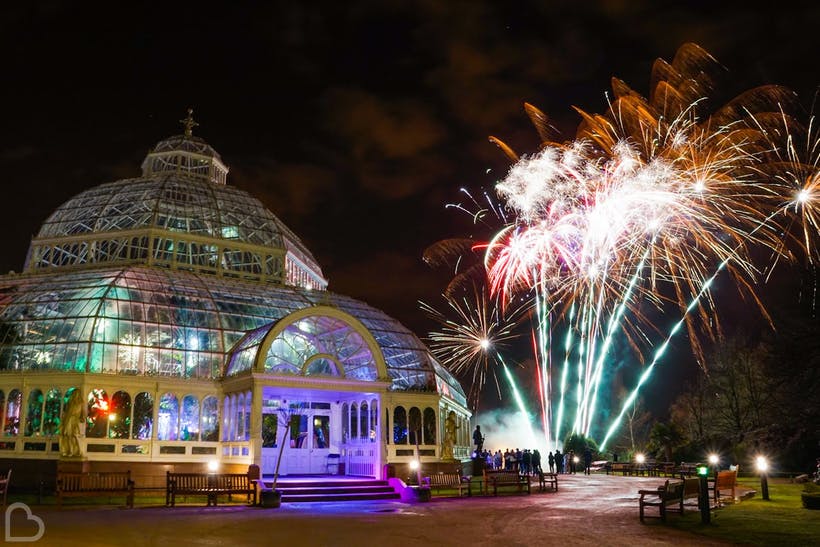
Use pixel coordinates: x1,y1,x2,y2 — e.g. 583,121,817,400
6,474,729,546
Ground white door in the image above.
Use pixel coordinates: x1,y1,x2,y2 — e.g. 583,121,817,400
276,409,330,475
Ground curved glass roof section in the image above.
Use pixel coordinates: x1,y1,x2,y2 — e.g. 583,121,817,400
0,266,467,406
226,314,380,381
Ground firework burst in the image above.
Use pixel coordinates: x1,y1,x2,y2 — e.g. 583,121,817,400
429,43,818,449
420,284,527,409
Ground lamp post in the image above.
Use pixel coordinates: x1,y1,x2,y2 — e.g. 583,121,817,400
697,465,710,524
636,453,645,476
756,456,770,500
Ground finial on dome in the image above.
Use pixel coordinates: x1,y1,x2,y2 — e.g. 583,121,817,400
180,108,199,138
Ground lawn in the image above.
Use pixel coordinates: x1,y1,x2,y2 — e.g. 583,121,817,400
667,478,820,546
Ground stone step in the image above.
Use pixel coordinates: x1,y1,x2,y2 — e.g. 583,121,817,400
262,477,400,503
282,492,401,502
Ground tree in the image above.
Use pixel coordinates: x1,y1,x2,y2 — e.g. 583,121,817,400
647,422,686,462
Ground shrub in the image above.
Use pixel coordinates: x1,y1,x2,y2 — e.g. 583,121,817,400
802,483,820,510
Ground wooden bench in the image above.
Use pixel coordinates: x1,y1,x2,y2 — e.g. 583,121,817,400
681,477,701,511
676,462,699,478
712,469,737,506
537,471,558,492
423,472,472,497
165,471,257,507
609,462,631,475
485,470,530,496
656,462,677,477
639,479,684,521
56,471,134,509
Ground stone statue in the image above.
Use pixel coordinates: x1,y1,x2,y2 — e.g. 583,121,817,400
60,390,84,457
441,410,458,461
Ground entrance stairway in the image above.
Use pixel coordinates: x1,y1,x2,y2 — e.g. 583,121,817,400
261,477,400,503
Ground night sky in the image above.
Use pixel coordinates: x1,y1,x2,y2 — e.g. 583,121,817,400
1,2,818,413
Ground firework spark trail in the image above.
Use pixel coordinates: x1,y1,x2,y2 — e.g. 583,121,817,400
553,303,575,448
499,353,538,448
582,243,653,436
599,202,796,450
530,326,547,447
599,259,726,451
534,283,553,448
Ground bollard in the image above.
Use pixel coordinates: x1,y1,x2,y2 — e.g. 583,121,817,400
697,465,710,524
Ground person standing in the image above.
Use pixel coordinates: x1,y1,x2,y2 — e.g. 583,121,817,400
473,425,484,454
568,450,576,474
532,449,542,475
548,451,555,473
583,446,593,475
554,449,563,473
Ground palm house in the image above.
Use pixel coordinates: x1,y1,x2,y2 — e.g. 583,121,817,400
0,114,471,491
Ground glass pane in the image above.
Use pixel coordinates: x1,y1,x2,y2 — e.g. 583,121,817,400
201,396,218,441
350,403,358,439
313,415,329,449
43,389,61,435
86,389,109,438
393,406,407,444
341,403,349,443
243,393,251,441
234,395,245,441
290,414,308,449
180,395,200,441
359,402,368,441
133,392,153,440
423,407,436,445
109,391,131,439
408,407,421,445
158,393,179,441
370,400,378,443
262,413,278,448
25,389,44,436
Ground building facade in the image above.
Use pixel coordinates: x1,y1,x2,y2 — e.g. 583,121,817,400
0,117,470,490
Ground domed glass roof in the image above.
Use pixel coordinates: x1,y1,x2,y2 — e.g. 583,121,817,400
26,129,325,288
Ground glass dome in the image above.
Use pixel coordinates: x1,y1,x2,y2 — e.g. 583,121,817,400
26,134,325,289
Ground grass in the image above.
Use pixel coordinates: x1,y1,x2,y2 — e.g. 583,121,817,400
667,478,820,546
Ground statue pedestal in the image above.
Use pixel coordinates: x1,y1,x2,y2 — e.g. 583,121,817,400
57,459,90,474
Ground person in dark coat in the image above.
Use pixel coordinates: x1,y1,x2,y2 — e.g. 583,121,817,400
583,446,593,475
554,449,563,473
548,451,555,473
473,425,484,454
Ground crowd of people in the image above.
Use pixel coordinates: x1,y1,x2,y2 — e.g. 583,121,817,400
473,425,596,476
